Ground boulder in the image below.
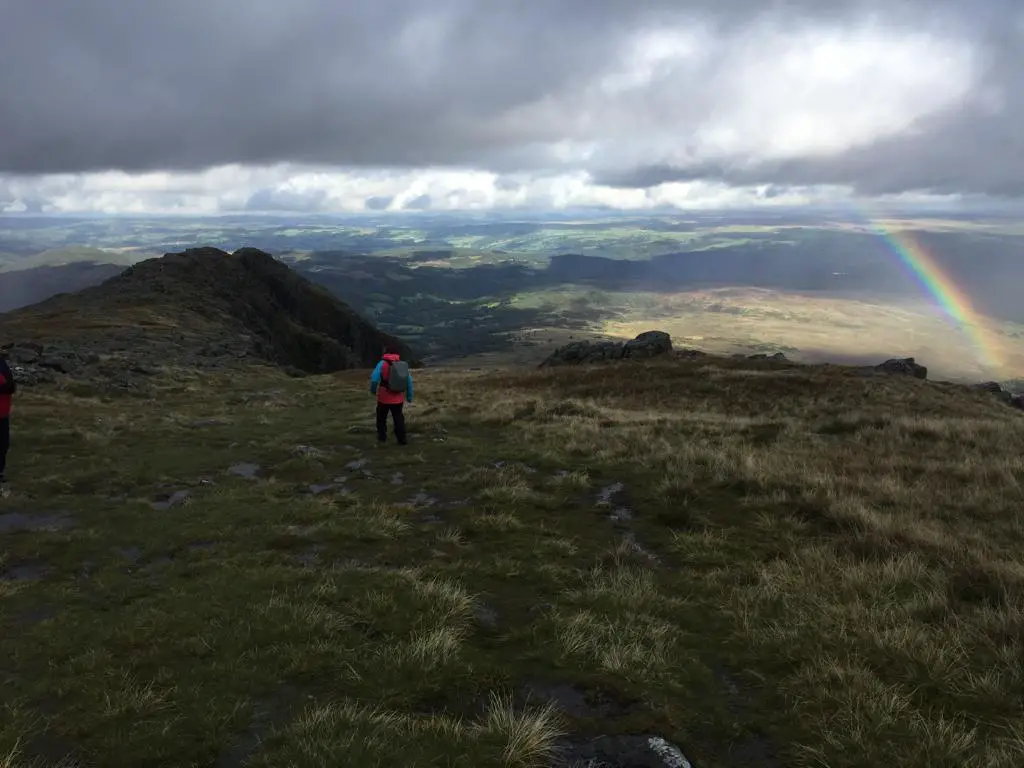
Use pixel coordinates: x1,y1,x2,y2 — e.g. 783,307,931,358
540,331,673,367
622,330,672,358
1011,394,1024,410
540,340,624,367
974,381,1012,404
875,357,928,379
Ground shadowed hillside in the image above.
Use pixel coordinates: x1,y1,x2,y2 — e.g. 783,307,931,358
0,247,418,376
0,262,127,313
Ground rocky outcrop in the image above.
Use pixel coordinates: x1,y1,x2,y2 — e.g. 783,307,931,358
873,357,928,379
623,330,672,358
540,331,673,367
2,342,165,391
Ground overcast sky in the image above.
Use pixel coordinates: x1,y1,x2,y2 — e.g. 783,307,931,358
1,0,1021,214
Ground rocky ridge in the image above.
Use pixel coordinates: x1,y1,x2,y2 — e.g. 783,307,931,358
0,247,419,386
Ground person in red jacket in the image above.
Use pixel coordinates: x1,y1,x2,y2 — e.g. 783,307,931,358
0,351,14,495
369,345,414,445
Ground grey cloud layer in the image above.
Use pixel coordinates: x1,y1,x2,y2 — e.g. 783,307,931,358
1,0,1021,197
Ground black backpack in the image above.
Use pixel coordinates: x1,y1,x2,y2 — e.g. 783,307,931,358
0,360,16,395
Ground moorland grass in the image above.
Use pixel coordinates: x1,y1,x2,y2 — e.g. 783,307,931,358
2,356,1023,767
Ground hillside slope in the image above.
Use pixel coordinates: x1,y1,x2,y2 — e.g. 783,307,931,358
1,351,1023,767
0,246,418,377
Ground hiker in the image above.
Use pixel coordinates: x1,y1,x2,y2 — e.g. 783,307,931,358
369,345,413,445
0,350,14,495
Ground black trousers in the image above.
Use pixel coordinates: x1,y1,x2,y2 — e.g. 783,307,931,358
376,403,406,444
0,417,8,481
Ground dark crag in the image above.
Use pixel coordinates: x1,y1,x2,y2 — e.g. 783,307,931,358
0,247,419,379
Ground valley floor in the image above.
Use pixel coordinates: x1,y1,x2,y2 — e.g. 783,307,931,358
2,358,1023,767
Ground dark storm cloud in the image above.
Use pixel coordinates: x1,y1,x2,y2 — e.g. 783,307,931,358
245,187,328,211
404,194,433,210
0,0,1021,197
364,196,394,211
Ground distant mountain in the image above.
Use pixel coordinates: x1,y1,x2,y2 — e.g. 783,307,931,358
0,247,419,376
0,245,144,273
0,262,127,313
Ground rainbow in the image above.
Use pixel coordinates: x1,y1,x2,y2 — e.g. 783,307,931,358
858,215,1004,376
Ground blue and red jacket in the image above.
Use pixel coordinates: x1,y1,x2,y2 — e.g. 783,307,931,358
369,353,414,405
0,359,13,418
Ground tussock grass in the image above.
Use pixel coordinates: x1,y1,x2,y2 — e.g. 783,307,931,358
418,357,1024,766
2,356,1023,766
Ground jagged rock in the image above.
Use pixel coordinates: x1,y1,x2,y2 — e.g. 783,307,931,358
875,357,928,379
622,330,672,358
540,331,673,367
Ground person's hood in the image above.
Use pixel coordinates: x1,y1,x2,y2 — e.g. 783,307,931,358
383,353,400,362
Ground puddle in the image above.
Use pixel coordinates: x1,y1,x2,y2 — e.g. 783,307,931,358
408,492,440,508
0,512,76,533
597,482,624,506
13,606,56,626
419,513,444,525
190,418,228,428
520,681,647,720
215,686,313,768
228,463,260,480
1,563,51,582
294,544,327,568
391,472,405,485
307,483,335,496
345,458,368,471
473,603,499,631
609,507,633,522
115,546,143,564
151,490,191,511
76,561,95,581
332,475,350,484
